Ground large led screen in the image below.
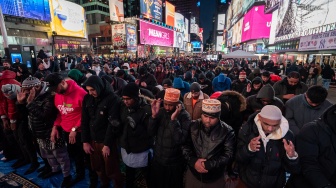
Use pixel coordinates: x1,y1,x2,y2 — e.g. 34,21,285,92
217,14,226,31
174,13,184,32
112,24,126,47
165,1,175,27
139,20,174,47
191,41,201,49
126,24,137,51
0,0,51,21
275,0,336,42
174,31,184,49
232,18,243,44
216,36,224,51
241,5,272,42
50,0,87,38
140,0,162,21
269,9,278,45
184,18,189,41
109,0,124,22
299,30,336,51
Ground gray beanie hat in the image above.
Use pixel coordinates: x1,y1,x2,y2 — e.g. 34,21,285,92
190,82,201,92
1,84,21,100
257,84,275,100
22,76,41,88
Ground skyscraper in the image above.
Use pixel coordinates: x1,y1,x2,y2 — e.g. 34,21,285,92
169,0,200,24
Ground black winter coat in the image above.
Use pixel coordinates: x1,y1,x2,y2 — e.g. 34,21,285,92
81,80,122,147
236,113,300,188
182,119,235,183
138,73,158,91
289,105,336,188
26,88,58,139
148,103,191,165
119,98,153,153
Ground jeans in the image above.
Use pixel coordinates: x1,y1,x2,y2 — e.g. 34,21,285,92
322,79,331,90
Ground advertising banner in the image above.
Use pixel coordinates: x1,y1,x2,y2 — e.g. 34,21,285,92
216,36,224,52
269,9,278,45
190,24,199,34
275,0,336,42
175,13,184,32
0,0,51,21
299,30,336,51
232,18,243,44
50,0,87,38
191,41,201,49
126,24,137,51
265,0,280,13
109,0,124,22
165,1,175,27
231,0,243,24
226,4,233,28
174,31,184,49
112,24,126,47
241,5,272,42
140,0,162,21
139,20,174,47
184,18,189,41
217,14,226,31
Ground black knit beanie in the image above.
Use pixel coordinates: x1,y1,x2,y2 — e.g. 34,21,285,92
122,83,140,99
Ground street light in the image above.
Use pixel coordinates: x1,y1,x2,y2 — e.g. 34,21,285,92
52,31,57,56
96,37,98,55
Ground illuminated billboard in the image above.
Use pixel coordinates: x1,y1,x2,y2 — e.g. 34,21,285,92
217,14,225,31
50,0,87,38
232,18,243,44
0,0,51,21
140,0,162,21
174,31,184,49
191,41,201,48
139,20,174,47
269,9,278,45
109,0,124,22
241,5,272,42
184,18,189,41
265,0,280,12
216,36,224,51
126,24,137,51
112,24,126,47
175,13,184,32
275,0,336,42
299,30,336,51
165,1,175,27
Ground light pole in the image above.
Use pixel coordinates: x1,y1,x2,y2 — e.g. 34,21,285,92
96,37,98,55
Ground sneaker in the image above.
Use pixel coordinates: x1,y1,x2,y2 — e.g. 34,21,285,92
61,175,72,188
1,157,7,161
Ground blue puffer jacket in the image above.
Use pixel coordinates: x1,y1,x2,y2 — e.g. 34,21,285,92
212,73,231,92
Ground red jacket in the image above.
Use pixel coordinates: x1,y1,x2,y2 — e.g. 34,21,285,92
0,70,21,120
54,79,87,132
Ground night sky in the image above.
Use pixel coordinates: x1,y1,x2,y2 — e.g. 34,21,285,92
200,0,216,45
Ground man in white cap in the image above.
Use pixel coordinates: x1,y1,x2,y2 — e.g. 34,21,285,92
148,88,191,188
182,99,235,188
236,105,300,188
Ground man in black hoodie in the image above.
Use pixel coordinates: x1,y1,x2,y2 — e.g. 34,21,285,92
81,76,124,188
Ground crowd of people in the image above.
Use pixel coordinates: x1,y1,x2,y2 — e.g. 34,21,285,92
0,53,335,188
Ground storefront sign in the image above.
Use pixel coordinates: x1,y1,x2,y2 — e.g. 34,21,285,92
275,0,336,42
139,20,174,47
241,5,272,42
299,30,336,51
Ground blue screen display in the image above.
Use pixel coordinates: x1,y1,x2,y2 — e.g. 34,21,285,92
191,41,201,48
220,0,226,3
11,53,23,64
0,0,51,21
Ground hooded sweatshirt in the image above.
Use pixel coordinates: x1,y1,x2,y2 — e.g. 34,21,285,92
173,77,190,97
53,79,87,132
212,73,231,92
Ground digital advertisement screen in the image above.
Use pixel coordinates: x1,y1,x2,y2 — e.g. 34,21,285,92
50,0,87,38
11,53,22,64
299,30,336,51
174,13,184,32
191,41,201,49
232,18,243,45
265,0,280,12
126,24,137,51
216,36,224,52
184,18,189,42
269,9,278,45
140,0,162,21
109,0,124,22
139,20,174,47
174,31,184,50
275,0,336,42
165,1,175,27
241,5,272,42
112,24,126,47
217,14,226,31
0,0,51,21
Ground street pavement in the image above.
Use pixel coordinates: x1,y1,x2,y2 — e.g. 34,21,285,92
328,85,336,104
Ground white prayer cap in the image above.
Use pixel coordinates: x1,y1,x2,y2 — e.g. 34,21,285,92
259,105,282,120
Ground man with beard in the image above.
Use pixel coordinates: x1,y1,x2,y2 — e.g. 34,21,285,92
197,73,213,96
183,82,209,120
273,71,308,103
148,88,191,188
182,99,235,188
46,73,98,187
1,60,16,72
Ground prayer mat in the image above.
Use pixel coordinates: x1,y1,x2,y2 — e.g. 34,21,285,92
0,172,40,188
